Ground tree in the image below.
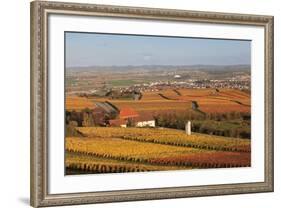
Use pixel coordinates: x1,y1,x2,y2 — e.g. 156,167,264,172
82,109,94,127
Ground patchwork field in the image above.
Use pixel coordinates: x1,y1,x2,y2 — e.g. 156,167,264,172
65,127,251,174
66,88,250,114
65,88,251,174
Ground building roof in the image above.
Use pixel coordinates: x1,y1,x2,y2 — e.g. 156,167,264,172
119,108,139,118
109,112,155,127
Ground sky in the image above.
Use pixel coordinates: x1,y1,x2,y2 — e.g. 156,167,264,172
65,32,251,67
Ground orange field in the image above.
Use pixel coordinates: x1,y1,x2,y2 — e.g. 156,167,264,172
66,88,250,114
177,89,250,113
66,96,96,111
141,89,180,100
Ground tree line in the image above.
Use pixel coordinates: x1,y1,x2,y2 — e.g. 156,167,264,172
154,111,251,139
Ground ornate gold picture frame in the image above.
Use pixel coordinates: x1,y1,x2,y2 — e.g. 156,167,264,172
30,1,273,207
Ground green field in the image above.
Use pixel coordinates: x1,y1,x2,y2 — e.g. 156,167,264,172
108,79,138,86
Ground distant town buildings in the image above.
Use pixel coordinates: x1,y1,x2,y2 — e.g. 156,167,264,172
174,74,181,79
66,71,251,97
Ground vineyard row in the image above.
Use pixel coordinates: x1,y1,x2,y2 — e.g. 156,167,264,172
120,135,250,153
66,149,250,169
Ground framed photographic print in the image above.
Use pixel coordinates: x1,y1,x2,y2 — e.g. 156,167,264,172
30,1,274,207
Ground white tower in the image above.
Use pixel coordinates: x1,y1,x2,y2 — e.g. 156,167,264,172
185,121,191,135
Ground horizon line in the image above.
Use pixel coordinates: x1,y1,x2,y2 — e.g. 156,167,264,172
66,64,251,68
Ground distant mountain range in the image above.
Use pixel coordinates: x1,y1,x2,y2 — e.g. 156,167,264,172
67,64,251,72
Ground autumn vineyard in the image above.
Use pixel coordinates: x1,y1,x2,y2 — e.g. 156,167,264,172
65,88,251,174
66,127,250,174
64,33,252,175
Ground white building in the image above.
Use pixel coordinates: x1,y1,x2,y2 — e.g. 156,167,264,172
174,74,181,79
136,120,155,127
